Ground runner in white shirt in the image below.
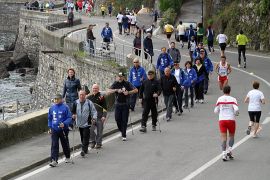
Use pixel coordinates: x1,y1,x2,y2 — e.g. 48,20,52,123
215,56,232,90
176,21,186,48
216,32,228,56
244,81,265,137
214,85,239,161
116,12,123,35
130,14,136,35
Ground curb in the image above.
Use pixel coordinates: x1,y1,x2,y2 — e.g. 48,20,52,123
1,108,165,180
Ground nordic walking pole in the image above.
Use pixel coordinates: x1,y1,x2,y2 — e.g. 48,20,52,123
71,121,75,164
129,109,134,135
155,97,162,133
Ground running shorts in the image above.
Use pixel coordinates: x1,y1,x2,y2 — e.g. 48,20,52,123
166,33,172,39
180,35,185,41
248,111,261,123
219,43,226,51
102,11,105,16
218,75,228,84
219,120,236,134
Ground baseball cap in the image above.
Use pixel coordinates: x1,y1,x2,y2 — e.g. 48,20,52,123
53,94,62,99
147,70,155,75
118,72,125,77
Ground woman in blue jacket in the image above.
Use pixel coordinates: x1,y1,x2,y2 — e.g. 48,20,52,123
62,68,82,110
193,57,207,104
182,61,197,108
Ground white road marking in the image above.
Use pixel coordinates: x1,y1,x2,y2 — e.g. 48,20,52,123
182,117,270,180
14,114,166,180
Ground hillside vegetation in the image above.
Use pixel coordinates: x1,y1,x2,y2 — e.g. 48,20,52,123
206,0,270,51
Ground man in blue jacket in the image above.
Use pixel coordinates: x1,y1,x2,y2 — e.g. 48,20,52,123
199,49,213,94
48,94,72,167
192,42,208,62
182,61,197,108
156,47,174,77
101,22,113,50
128,58,147,111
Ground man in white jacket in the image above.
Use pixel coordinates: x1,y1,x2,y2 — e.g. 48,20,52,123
214,85,239,161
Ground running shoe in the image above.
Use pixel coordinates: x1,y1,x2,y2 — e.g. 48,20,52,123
139,126,147,133
49,160,58,167
195,99,199,103
238,64,241,68
65,158,72,163
122,137,127,141
246,126,251,135
222,154,228,161
227,152,234,160
244,62,246,68
253,134,258,138
199,99,204,104
80,151,85,157
90,142,96,149
152,126,156,131
95,144,102,149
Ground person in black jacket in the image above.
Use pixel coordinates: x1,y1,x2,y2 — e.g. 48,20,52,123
160,68,178,121
143,33,154,62
87,84,107,149
86,24,96,55
63,68,82,111
133,32,141,56
139,70,161,132
193,57,207,104
108,72,138,141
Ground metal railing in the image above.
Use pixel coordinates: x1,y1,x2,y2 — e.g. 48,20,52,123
0,97,32,121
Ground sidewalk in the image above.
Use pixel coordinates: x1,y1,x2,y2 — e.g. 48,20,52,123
0,103,164,180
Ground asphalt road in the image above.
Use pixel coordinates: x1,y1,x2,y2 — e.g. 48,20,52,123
14,7,270,180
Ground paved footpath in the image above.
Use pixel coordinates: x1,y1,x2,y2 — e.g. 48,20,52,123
2,3,270,179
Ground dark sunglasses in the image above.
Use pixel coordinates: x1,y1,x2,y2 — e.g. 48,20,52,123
133,62,139,63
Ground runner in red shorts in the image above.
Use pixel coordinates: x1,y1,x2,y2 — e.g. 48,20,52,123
214,85,239,161
215,56,232,90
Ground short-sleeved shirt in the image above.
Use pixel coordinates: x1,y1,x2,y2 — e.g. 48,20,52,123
247,89,265,111
216,34,227,44
110,81,135,104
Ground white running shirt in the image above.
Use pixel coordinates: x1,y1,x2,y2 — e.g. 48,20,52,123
218,62,228,77
117,14,123,23
216,34,228,43
246,89,265,111
177,24,186,35
130,15,136,24
214,95,239,121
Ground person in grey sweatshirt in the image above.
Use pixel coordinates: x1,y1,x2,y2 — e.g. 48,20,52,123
72,90,97,157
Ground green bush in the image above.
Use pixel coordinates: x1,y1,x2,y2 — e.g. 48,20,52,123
159,8,177,28
159,0,183,14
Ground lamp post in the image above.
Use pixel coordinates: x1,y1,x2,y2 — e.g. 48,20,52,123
201,0,204,24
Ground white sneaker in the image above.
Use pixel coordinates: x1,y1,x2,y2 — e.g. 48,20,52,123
222,154,228,161
122,137,127,141
199,99,204,104
238,64,241,68
195,99,199,103
49,160,58,167
65,158,72,163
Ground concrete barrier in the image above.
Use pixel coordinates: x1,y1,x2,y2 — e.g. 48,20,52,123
0,109,48,149
39,26,64,50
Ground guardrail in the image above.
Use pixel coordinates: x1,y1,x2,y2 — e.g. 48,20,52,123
0,97,32,121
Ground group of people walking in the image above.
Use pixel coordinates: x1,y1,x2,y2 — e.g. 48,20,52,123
47,12,264,166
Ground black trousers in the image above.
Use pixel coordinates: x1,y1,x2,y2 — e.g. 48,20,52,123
51,129,70,162
194,80,204,100
118,23,122,34
238,45,246,64
184,86,194,106
79,127,90,153
115,104,129,138
135,49,141,56
141,98,157,127
173,85,183,111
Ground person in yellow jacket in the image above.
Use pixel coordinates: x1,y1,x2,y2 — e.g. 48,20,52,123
236,30,248,68
101,5,106,18
164,22,174,45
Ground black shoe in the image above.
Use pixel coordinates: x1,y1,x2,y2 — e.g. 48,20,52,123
166,117,171,122
180,109,183,113
183,105,188,109
175,109,179,114
90,142,96,149
152,126,156,131
204,90,207,94
139,126,147,133
244,62,246,68
227,152,234,160
80,151,85,157
246,126,251,135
